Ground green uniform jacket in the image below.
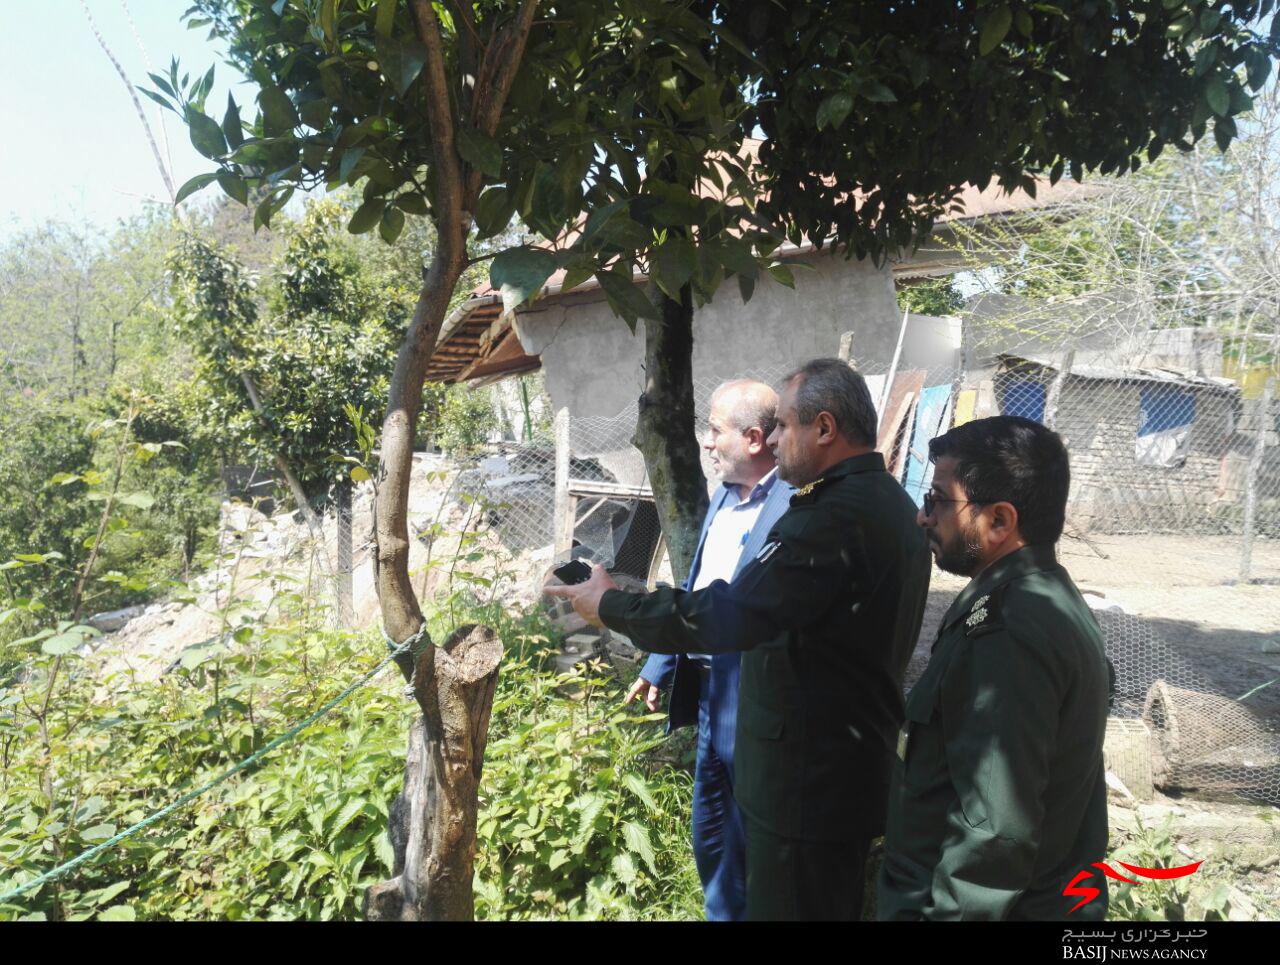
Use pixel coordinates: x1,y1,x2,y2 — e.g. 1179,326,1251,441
599,452,932,842
878,543,1111,921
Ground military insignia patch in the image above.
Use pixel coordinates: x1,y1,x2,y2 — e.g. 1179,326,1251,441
964,592,999,635
790,477,825,505
795,478,822,498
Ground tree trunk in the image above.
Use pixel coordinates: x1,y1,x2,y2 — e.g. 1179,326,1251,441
372,240,467,677
633,285,708,583
364,624,503,921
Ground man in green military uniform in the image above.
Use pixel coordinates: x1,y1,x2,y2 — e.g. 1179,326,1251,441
549,359,932,920
878,415,1111,921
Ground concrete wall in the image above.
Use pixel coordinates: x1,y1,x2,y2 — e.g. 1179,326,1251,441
510,249,902,423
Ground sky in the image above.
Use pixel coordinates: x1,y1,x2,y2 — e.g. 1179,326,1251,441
0,1,253,239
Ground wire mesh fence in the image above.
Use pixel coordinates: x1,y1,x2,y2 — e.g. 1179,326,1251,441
274,334,1280,807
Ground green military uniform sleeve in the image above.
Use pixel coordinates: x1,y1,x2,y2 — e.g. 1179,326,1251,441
927,623,1063,920
597,507,851,656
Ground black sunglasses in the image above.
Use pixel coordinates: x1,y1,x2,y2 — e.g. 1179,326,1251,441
922,491,982,517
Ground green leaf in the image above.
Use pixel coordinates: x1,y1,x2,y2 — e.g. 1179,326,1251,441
581,199,630,243
490,247,557,314
347,198,385,235
815,91,854,130
259,85,300,137
117,492,155,510
80,823,117,842
861,81,897,104
338,146,366,184
622,821,657,873
715,238,759,279
97,905,135,922
254,187,293,231
175,172,217,207
381,38,428,95
217,173,249,206
597,269,658,331
222,94,244,149
186,109,227,159
649,236,696,299
42,633,85,656
89,880,131,906
379,205,406,243
328,797,367,838
1204,77,1229,116
559,263,594,295
456,128,503,178
768,263,796,289
394,192,429,216
979,4,1013,56
474,187,514,238
374,832,394,872
570,794,606,854
623,773,658,813
320,0,337,41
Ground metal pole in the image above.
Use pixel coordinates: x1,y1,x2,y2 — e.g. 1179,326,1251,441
336,478,354,628
878,309,910,417
1240,377,1275,583
553,407,573,557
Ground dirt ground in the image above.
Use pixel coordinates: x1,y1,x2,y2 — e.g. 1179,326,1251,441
908,533,1280,719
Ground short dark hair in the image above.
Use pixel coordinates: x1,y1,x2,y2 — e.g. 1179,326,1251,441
783,358,878,447
928,416,1070,545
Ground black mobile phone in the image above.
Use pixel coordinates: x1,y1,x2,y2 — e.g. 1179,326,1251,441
553,559,594,585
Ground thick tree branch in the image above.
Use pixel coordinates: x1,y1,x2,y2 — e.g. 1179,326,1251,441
464,0,540,203
411,0,467,244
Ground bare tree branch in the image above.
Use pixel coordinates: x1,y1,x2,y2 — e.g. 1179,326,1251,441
79,0,177,204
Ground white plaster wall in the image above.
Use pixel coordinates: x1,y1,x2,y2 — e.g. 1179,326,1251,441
511,250,902,423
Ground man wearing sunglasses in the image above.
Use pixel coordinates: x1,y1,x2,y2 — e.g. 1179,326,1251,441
878,415,1111,921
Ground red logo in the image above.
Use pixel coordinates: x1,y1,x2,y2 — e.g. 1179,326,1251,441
1064,860,1203,914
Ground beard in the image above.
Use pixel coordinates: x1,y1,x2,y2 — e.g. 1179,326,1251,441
929,522,984,577
775,448,815,488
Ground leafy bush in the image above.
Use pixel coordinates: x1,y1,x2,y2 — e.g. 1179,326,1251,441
0,597,699,921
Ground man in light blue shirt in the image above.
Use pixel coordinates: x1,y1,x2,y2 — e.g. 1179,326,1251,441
624,379,794,920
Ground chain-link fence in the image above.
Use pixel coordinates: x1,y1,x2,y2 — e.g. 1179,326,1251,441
174,334,1279,807
392,338,1278,809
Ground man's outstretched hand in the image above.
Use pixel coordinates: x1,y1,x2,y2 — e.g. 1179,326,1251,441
544,563,618,628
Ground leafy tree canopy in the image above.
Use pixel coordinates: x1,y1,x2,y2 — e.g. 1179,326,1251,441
737,0,1278,260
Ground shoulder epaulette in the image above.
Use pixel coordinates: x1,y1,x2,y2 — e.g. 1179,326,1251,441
964,584,1006,638
789,476,827,506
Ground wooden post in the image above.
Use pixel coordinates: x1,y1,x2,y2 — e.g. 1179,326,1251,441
1240,377,1275,583
365,624,503,921
553,406,573,556
1044,349,1075,431
838,330,855,365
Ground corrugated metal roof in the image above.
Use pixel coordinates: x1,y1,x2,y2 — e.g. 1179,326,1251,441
1000,354,1240,393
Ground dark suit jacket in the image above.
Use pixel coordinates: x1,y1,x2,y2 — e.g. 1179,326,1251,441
601,453,932,842
639,475,795,767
